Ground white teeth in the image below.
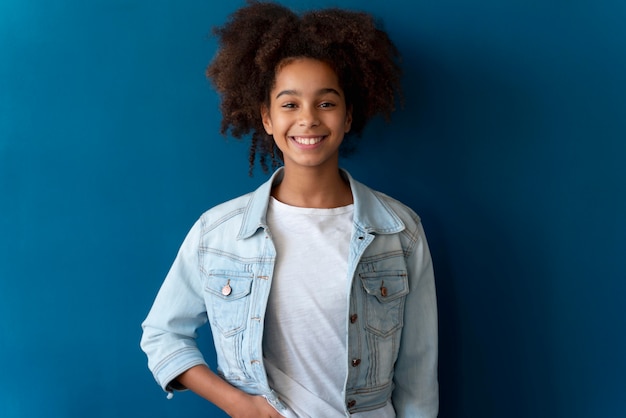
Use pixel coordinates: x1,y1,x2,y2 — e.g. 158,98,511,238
292,136,323,145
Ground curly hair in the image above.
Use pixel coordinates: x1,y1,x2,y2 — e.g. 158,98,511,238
206,0,402,174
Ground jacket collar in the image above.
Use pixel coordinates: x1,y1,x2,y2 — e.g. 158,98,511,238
237,167,405,239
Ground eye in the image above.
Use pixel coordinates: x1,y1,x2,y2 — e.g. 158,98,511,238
281,102,297,109
319,102,336,109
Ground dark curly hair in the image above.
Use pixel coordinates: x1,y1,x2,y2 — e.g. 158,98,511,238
206,0,402,174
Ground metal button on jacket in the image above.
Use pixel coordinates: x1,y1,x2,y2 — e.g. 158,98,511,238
221,280,232,296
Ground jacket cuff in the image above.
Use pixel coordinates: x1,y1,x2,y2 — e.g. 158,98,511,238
152,346,208,393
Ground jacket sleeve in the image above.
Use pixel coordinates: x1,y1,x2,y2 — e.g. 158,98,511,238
140,219,209,393
392,221,439,417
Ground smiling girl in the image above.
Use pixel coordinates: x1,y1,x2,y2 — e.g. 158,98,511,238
141,2,438,417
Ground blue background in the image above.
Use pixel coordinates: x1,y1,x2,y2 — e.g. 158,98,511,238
1,0,625,417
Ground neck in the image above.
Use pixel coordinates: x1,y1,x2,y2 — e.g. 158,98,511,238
272,165,353,208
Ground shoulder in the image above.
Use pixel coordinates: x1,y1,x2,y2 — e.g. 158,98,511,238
353,179,426,253
195,170,278,239
372,189,422,228
197,192,254,234
374,189,426,247
349,173,422,229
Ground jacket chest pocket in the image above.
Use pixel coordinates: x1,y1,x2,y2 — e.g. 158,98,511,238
204,271,254,337
359,271,409,338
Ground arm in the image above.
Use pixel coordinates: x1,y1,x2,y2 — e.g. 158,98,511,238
141,222,281,418
176,365,284,418
392,222,439,417
140,220,209,391
140,221,284,417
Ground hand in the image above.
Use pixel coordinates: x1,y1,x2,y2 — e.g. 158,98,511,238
225,393,286,418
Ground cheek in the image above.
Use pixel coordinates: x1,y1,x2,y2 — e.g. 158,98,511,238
272,137,288,155
269,114,293,136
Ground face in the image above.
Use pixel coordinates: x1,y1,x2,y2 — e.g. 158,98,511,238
261,58,352,172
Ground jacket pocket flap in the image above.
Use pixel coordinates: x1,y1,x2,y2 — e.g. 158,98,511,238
360,271,409,302
205,271,254,301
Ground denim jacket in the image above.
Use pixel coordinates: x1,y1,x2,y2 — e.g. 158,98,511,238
140,168,438,417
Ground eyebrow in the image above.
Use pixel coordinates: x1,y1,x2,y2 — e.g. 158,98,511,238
275,88,342,99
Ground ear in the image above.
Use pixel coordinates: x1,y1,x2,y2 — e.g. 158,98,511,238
344,105,353,133
260,104,273,135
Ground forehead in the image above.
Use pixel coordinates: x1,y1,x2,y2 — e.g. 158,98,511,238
272,58,341,91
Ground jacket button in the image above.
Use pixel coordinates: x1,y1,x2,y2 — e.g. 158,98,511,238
380,286,388,297
221,280,232,296
347,400,356,408
352,358,361,367
350,314,358,324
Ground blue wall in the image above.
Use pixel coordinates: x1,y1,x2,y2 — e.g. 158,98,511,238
1,0,624,417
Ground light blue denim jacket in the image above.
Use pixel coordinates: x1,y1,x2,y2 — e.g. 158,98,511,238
140,168,438,417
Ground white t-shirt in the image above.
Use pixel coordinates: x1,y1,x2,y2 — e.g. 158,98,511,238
264,198,395,418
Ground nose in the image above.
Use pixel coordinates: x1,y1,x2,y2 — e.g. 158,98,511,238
299,105,320,128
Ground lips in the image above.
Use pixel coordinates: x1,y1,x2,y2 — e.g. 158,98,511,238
290,136,325,145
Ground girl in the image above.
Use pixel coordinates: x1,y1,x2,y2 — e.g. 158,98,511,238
141,1,438,417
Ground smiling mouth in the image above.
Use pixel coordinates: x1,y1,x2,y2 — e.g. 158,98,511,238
291,136,326,145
